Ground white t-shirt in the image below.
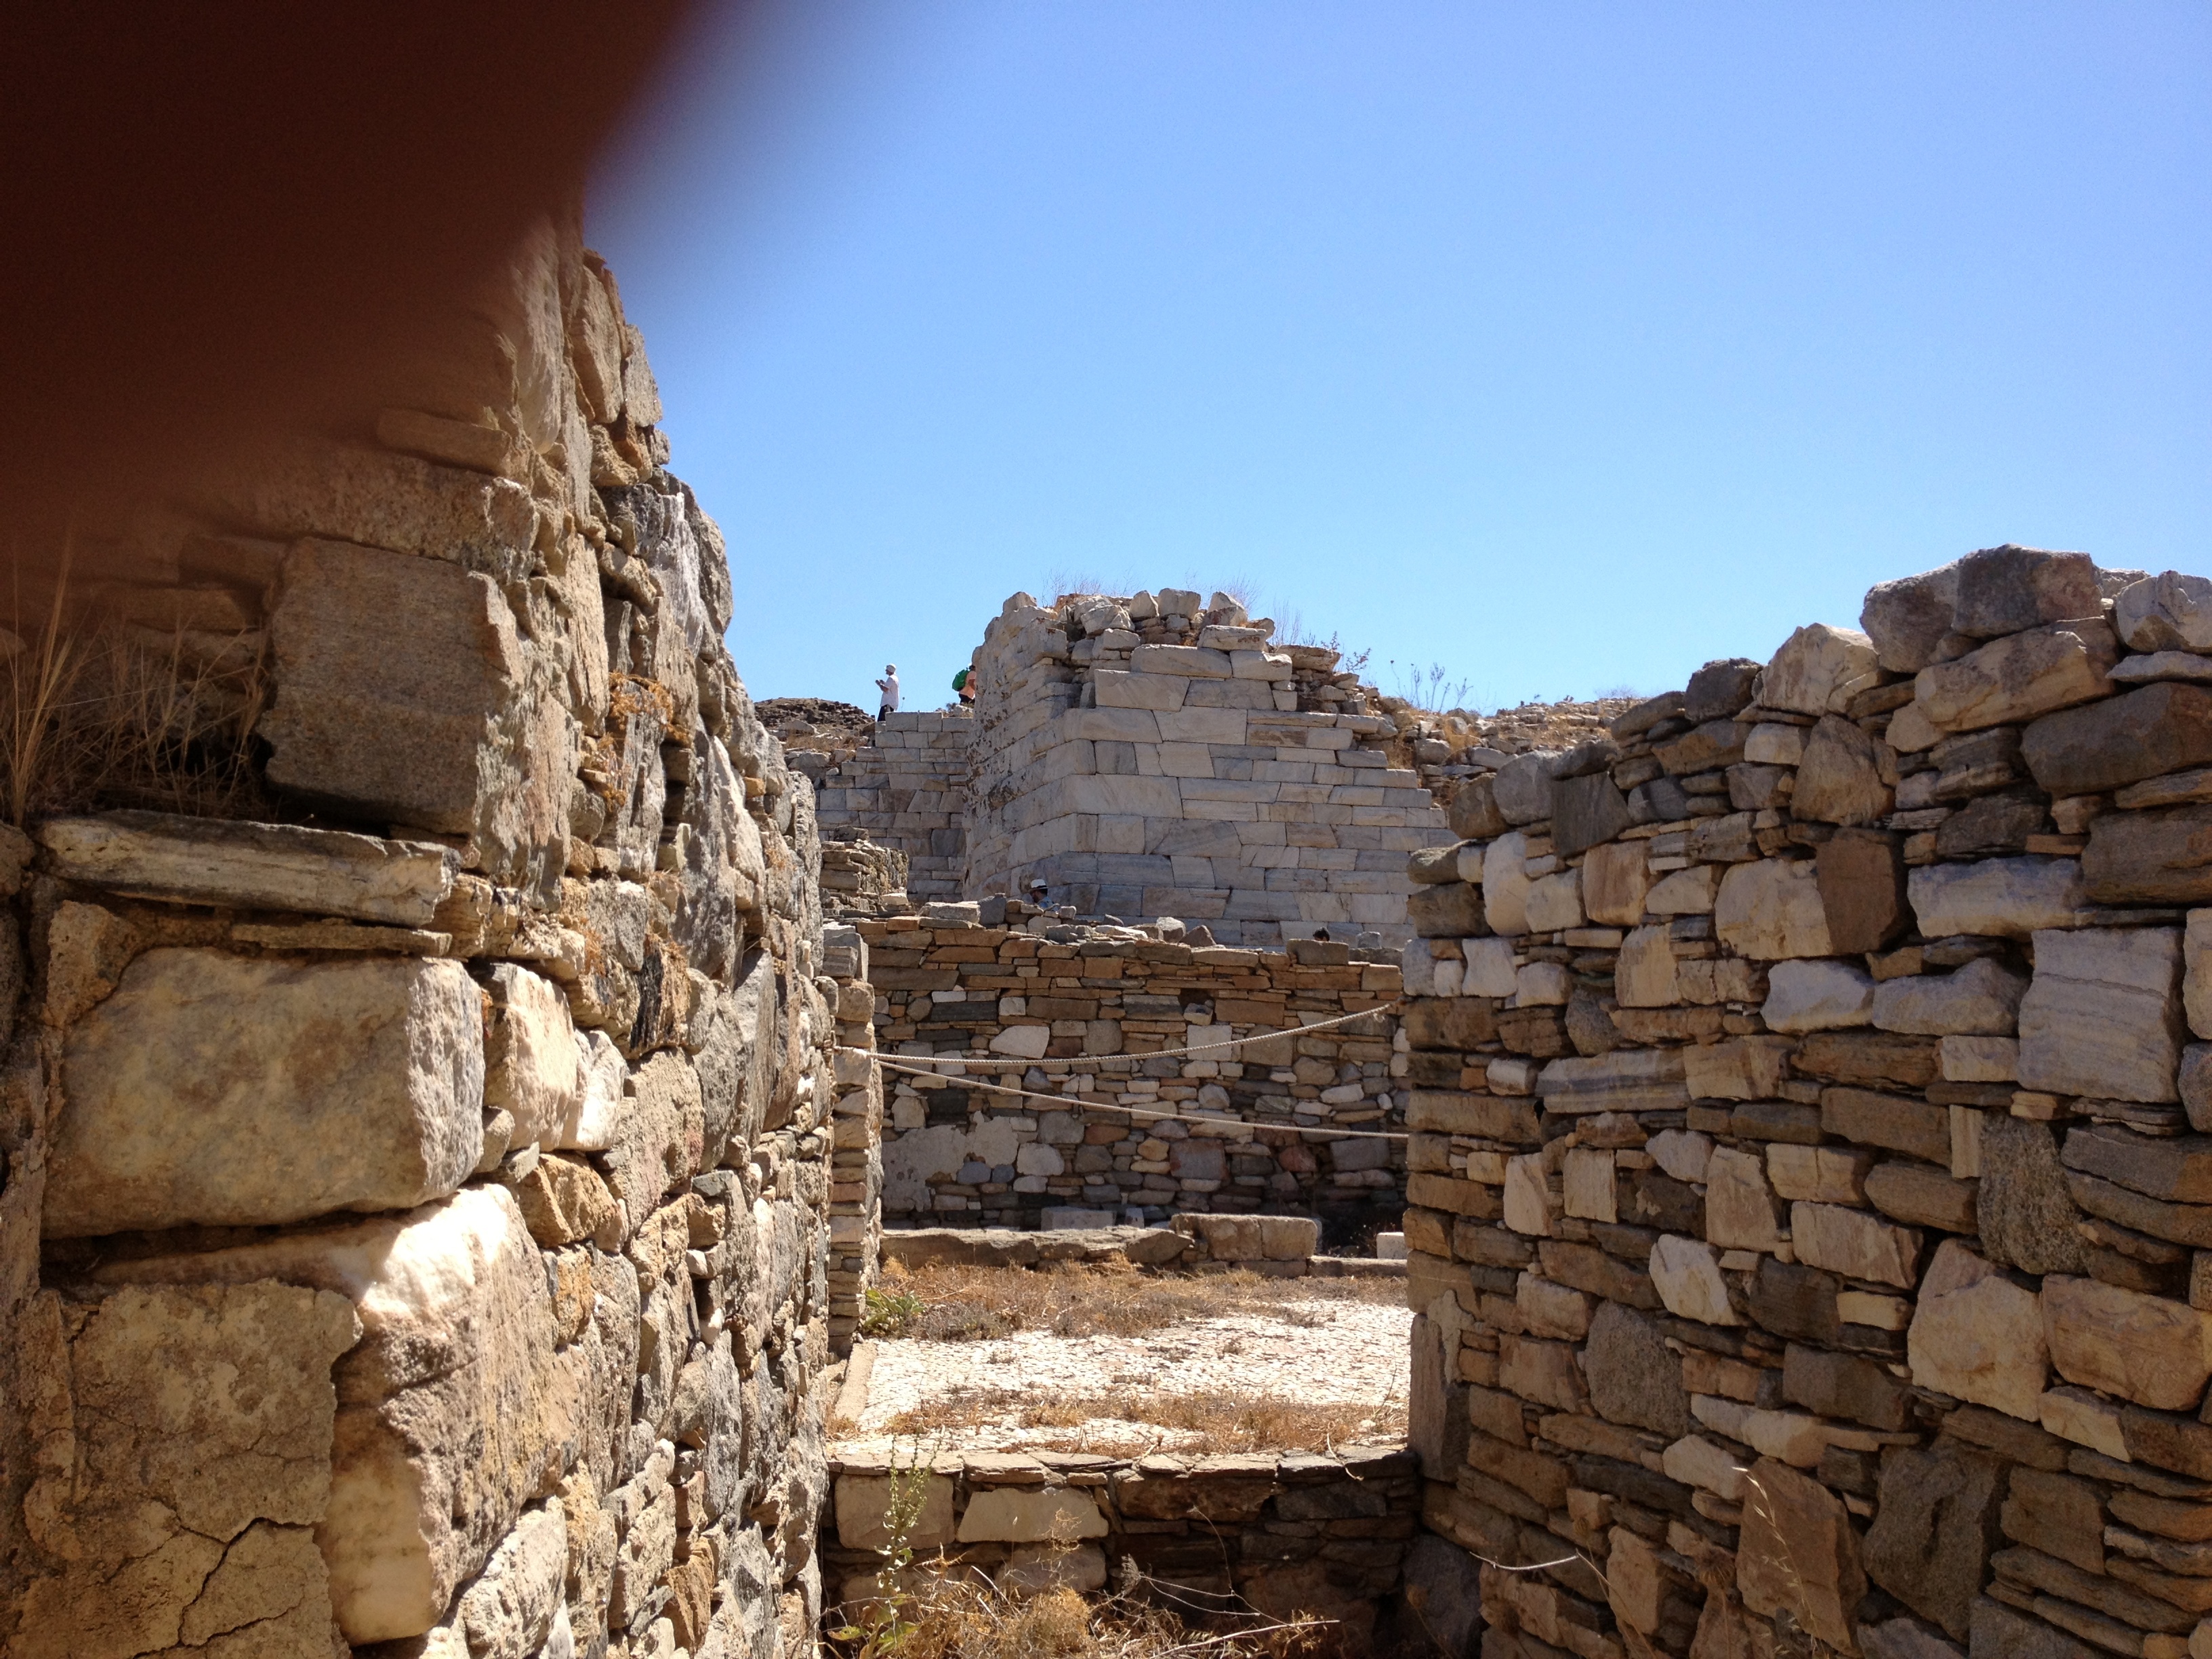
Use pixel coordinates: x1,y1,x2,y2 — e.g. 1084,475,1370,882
876,672,900,712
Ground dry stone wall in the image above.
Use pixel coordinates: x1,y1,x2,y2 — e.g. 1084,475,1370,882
857,904,1406,1236
820,1443,1422,1643
808,713,975,907
0,218,876,1659
1407,544,2212,1659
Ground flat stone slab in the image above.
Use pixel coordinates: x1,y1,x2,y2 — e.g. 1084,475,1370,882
880,1225,1193,1269
39,811,456,924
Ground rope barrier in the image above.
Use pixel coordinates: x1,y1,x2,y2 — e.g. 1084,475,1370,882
862,1052,1413,1142
834,997,1403,1073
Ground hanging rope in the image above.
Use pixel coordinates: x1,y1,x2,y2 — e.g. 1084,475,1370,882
862,1051,1412,1142
836,996,1403,1075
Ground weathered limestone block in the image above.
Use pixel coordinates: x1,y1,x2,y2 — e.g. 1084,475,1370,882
1684,1036,1793,1102
2083,804,2212,905
1907,857,2089,939
2041,1275,2212,1411
1907,1240,2049,1420
1862,561,1961,673
1715,857,1832,959
482,963,581,1151
47,950,484,1235
600,1051,707,1218
1554,772,1632,857
1498,1333,1588,1412
1705,1146,1784,1251
1523,867,1584,932
1761,958,1875,1032
1615,925,1677,1008
1790,1200,1921,1288
1793,713,1894,825
457,1499,568,1659
1863,1160,1978,1233
1484,832,1533,936
2190,909,2212,1038
1767,1144,1875,1204
1492,752,1557,823
1952,544,2104,637
12,1283,360,1659
835,1469,957,1551
2114,569,2212,651
558,1028,628,1152
2017,926,2185,1104
2024,682,2212,796
194,438,538,579
1871,958,2027,1036
1582,840,1652,926
95,1187,569,1644
37,811,456,925
512,1153,620,1249
1765,623,1881,716
260,539,576,898
1913,620,2116,733
1650,1234,1738,1325
1407,882,1485,937
956,1486,1109,1543
1817,827,1908,954
1736,1456,1865,1653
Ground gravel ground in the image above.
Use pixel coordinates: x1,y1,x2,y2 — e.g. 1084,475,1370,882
838,1293,1412,1455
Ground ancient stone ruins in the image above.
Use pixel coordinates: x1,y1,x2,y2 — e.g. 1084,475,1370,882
7,211,2212,1659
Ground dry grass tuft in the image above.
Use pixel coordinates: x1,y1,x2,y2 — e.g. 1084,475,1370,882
2,565,270,824
831,1574,1346,1659
878,1388,1405,1457
869,1259,1402,1346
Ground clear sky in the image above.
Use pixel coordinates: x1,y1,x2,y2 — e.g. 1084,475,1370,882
588,1,2211,715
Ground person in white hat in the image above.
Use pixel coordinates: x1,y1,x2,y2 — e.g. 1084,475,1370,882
874,663,900,721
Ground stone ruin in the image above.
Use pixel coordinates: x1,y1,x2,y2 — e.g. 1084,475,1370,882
1,198,2212,1659
0,218,879,1659
813,587,1455,943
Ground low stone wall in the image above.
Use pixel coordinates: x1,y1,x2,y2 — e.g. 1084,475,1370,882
858,909,1408,1235
821,1444,1422,1639
1408,545,2212,1658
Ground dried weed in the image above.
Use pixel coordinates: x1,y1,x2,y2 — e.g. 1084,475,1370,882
872,1259,1401,1345
832,1574,1344,1659
877,1388,1404,1456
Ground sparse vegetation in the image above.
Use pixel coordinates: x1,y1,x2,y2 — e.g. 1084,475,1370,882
877,1387,1406,1457
1,560,271,825
867,1258,1402,1345
831,1572,1344,1659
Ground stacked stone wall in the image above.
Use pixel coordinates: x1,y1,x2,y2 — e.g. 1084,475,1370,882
0,219,876,1659
858,906,1406,1237
808,712,974,906
1406,545,2212,1659
956,589,1449,946
820,1443,1422,1641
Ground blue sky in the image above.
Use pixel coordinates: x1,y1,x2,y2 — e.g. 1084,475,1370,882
589,1,2211,713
